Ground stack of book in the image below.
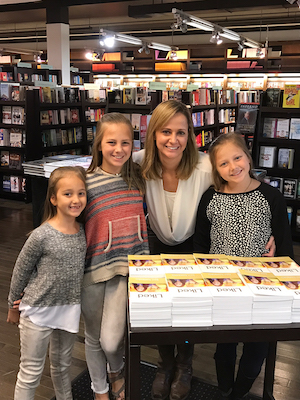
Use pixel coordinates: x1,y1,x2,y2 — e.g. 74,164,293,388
162,254,212,327
128,255,171,328
239,266,293,324
198,260,253,326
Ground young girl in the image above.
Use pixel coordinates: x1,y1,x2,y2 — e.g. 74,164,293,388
81,113,149,400
194,132,293,400
7,166,87,400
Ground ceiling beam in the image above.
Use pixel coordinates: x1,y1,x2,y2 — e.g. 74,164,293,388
128,0,289,18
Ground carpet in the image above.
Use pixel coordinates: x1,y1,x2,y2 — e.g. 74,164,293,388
52,362,262,399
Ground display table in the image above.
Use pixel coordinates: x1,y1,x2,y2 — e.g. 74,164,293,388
125,322,300,400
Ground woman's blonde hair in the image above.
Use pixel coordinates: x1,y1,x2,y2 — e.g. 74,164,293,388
209,132,256,191
87,112,145,193
42,166,86,223
141,100,199,180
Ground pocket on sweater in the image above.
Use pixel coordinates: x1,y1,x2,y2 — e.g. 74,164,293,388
103,215,144,253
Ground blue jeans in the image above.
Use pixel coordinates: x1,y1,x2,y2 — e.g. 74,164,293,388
81,275,127,394
15,316,76,400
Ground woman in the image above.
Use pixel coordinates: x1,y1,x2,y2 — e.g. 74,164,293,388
134,100,212,400
133,100,275,400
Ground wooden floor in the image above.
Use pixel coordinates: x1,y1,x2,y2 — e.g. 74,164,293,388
0,198,300,400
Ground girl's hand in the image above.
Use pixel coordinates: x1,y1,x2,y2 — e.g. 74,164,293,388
13,299,22,310
7,308,20,325
263,236,276,257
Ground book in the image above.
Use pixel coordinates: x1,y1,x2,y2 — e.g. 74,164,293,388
10,130,23,147
236,103,259,134
1,150,9,166
9,152,22,169
135,87,147,105
12,106,25,125
264,176,283,192
275,118,290,138
0,129,10,146
123,87,135,104
2,106,12,124
42,87,52,103
0,83,11,100
2,175,10,191
40,110,50,125
131,114,141,131
277,148,294,169
71,109,80,123
10,176,21,193
11,84,20,101
283,178,297,199
265,88,281,107
289,118,300,140
262,118,277,138
258,146,276,168
282,84,300,108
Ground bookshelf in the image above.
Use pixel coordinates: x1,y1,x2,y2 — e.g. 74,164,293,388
253,93,300,241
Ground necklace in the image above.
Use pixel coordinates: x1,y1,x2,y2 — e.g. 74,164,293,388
243,178,252,192
100,167,121,176
224,178,252,194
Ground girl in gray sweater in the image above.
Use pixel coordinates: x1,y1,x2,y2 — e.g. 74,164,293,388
7,166,87,400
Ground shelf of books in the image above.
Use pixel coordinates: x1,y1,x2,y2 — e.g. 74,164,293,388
254,87,300,240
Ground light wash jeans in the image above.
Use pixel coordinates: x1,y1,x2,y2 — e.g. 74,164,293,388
81,275,127,394
14,316,76,400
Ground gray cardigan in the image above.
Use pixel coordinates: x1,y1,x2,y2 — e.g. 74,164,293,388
8,222,86,308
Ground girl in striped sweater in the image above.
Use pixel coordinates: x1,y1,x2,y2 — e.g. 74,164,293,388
81,113,149,400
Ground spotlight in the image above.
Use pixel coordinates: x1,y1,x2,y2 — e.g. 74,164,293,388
85,51,93,60
238,41,244,51
34,54,42,63
104,35,115,48
210,32,223,45
170,50,178,60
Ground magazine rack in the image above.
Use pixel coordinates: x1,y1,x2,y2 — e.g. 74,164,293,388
125,314,300,400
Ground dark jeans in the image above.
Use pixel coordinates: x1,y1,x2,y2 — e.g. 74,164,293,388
214,342,269,394
148,228,194,370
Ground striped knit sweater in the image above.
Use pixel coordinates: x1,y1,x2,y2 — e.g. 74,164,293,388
84,168,149,287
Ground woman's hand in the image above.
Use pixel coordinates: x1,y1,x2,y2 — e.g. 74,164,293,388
7,308,20,325
262,235,276,257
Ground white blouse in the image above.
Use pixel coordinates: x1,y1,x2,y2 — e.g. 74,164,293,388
133,150,213,246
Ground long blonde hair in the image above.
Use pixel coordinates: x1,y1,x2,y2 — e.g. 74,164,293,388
209,132,256,191
87,113,145,194
42,166,86,223
141,100,199,180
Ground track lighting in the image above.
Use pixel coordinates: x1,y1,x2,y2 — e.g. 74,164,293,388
172,8,263,50
99,28,177,53
237,41,245,51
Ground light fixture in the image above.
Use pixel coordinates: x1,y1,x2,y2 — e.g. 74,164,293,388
100,28,177,53
170,50,178,60
172,8,263,50
210,31,223,45
34,54,42,63
237,41,245,51
138,43,150,54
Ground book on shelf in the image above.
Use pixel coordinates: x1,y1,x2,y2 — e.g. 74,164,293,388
135,87,147,105
276,118,290,139
11,84,20,101
0,129,10,146
41,87,52,103
71,109,80,123
2,175,11,191
264,176,283,192
298,181,300,199
289,118,300,140
265,88,281,107
10,176,21,193
10,129,23,147
262,118,277,138
162,90,168,102
9,152,22,169
2,105,12,124
258,146,276,168
0,82,11,100
282,84,300,108
277,148,294,169
131,114,141,131
1,150,9,166
236,103,259,134
40,110,50,125
283,178,297,199
123,87,135,104
12,106,25,125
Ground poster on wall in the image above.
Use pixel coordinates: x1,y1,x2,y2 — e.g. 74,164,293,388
236,103,259,134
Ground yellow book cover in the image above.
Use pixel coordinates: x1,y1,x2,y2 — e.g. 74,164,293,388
282,84,300,108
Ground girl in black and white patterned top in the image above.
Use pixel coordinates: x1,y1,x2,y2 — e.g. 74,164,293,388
194,132,293,400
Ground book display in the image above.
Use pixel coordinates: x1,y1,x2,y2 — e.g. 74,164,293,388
127,254,300,328
254,92,300,240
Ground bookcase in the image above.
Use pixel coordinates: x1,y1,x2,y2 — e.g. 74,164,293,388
253,92,300,241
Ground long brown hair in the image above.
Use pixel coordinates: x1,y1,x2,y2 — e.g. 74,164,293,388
87,112,145,194
209,132,256,191
141,100,199,180
42,166,86,223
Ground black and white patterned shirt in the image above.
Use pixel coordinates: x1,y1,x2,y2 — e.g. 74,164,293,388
194,182,293,258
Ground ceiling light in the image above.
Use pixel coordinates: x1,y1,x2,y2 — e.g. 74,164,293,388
103,36,115,48
210,32,223,45
85,51,93,60
237,41,245,51
170,50,178,60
